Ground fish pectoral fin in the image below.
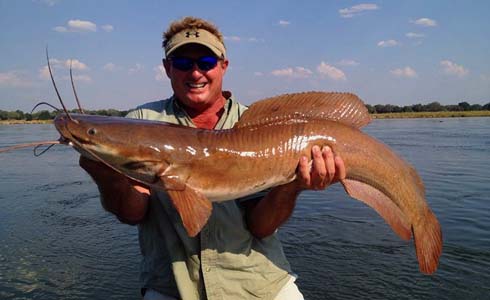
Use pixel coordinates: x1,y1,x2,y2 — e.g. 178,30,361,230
162,177,212,237
341,179,412,241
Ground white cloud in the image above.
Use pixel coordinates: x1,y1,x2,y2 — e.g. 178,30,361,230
339,3,379,18
406,32,425,39
35,0,59,6
271,67,312,78
391,66,418,78
129,63,144,75
271,68,293,77
317,62,346,80
39,58,89,79
103,63,117,71
294,67,313,78
411,18,437,27
53,26,68,32
338,59,359,66
224,36,241,42
101,24,114,32
254,72,264,76
377,39,400,47
247,37,263,42
68,19,96,32
54,19,97,32
154,65,166,81
224,36,263,43
0,71,32,87
440,60,468,78
38,65,91,82
68,74,92,82
39,65,51,80
278,20,290,26
64,59,88,70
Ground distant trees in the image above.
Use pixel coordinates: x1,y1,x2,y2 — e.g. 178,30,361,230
0,110,25,120
0,109,128,121
369,101,490,114
0,101,489,120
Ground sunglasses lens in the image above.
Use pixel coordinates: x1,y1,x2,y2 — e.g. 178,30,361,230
170,56,219,71
171,57,194,71
197,56,218,71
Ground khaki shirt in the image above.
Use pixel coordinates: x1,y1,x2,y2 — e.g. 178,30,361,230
126,93,292,300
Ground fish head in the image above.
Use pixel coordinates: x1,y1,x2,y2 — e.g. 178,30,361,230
54,113,171,185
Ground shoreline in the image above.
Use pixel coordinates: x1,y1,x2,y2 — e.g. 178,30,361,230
1,111,489,124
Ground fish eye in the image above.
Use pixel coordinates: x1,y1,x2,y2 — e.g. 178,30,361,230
87,128,97,135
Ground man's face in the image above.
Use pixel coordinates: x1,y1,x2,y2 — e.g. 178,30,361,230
164,44,229,112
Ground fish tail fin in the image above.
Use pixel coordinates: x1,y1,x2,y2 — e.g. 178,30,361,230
413,209,443,274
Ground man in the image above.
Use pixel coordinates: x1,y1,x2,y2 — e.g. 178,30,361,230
80,16,346,300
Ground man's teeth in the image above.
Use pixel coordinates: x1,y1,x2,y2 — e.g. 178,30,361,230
188,83,206,88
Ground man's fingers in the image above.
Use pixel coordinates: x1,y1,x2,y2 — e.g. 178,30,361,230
323,146,335,184
334,155,346,181
134,185,151,196
311,146,327,189
298,155,310,187
297,145,346,190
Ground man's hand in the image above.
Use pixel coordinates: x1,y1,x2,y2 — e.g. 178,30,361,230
79,156,150,225
296,145,346,190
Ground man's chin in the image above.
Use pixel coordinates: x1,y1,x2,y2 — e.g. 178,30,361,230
178,94,209,109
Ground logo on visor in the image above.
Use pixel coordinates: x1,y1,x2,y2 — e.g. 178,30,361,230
185,31,200,38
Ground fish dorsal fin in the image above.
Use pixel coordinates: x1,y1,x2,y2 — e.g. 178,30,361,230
235,91,371,129
341,179,412,241
162,176,212,237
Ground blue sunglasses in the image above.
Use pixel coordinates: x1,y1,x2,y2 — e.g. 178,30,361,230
167,56,220,71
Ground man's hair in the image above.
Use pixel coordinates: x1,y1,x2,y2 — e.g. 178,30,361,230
162,16,225,48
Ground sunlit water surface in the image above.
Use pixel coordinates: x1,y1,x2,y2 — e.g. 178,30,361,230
1,118,489,299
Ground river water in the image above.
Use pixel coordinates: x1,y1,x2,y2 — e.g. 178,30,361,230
0,118,489,299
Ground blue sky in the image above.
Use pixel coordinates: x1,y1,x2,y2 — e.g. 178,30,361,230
1,0,489,111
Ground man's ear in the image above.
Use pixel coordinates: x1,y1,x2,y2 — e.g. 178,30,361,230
220,59,229,73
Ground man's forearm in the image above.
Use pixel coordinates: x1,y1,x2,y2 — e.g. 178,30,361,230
98,181,150,225
246,181,302,238
80,156,150,225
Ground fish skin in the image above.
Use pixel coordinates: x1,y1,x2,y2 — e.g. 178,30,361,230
53,92,442,274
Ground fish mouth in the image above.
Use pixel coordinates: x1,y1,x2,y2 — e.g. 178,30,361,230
69,131,96,146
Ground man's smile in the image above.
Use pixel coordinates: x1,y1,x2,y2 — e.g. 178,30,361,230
186,82,207,89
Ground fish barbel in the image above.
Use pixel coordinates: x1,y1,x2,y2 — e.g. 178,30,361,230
52,91,443,274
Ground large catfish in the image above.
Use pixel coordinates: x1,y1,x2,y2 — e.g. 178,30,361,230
53,92,442,274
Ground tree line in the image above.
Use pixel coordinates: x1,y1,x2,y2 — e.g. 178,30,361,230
366,101,490,114
0,109,129,121
1,101,489,121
